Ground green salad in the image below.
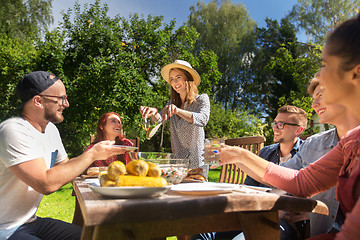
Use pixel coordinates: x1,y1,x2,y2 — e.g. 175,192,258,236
145,121,159,140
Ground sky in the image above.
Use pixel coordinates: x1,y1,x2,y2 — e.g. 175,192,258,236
51,0,305,39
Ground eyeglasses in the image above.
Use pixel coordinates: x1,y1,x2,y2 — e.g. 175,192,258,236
39,94,68,105
271,121,300,130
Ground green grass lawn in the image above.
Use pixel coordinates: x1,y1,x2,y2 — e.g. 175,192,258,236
37,168,221,238
37,183,76,223
207,167,221,182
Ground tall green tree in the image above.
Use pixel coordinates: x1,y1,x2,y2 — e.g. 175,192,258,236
289,0,359,44
205,100,266,139
0,0,53,39
189,0,256,110
248,17,311,118
0,36,37,119
0,0,266,156
38,0,223,156
269,44,322,117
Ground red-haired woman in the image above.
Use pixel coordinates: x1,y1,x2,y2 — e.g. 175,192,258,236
85,112,134,167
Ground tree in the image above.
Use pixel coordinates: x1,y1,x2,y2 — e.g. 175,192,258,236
264,44,321,116
205,100,266,139
53,1,172,155
247,17,311,117
0,0,53,39
289,0,359,44
0,36,37,119
39,0,223,156
0,0,266,157
189,0,256,110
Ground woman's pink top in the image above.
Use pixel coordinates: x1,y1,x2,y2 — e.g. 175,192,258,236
85,138,134,167
263,126,360,240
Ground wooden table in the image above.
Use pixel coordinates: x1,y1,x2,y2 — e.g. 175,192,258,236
72,178,328,240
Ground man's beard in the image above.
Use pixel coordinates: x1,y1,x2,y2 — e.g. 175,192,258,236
44,107,64,124
273,137,284,144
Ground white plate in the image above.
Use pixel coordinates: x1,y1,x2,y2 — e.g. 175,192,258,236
181,179,205,183
202,182,240,189
89,182,170,198
113,145,139,151
240,185,272,192
170,183,233,195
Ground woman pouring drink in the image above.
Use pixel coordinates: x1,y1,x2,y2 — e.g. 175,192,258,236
140,60,210,175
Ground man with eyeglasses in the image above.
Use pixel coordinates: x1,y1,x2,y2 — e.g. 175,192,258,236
242,105,308,240
244,105,308,187
0,71,127,240
192,105,308,240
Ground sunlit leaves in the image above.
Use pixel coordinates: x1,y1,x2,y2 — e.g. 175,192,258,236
0,0,53,39
289,0,359,44
189,0,256,110
0,36,37,118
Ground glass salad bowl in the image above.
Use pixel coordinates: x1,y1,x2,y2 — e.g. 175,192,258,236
127,152,190,184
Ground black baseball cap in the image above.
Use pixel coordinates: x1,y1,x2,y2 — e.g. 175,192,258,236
17,71,59,103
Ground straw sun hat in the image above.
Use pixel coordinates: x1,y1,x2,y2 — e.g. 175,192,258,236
161,60,201,86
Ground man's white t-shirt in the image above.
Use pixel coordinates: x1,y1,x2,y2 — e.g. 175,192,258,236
0,117,67,238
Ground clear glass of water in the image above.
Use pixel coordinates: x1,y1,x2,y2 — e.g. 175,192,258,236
204,139,225,166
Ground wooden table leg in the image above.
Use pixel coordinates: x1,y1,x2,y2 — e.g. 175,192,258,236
72,197,84,226
81,226,94,240
237,211,280,240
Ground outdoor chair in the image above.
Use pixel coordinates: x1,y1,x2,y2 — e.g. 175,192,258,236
218,136,266,184
129,137,140,151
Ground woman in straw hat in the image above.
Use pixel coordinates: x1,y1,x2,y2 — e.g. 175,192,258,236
213,15,360,240
140,60,210,173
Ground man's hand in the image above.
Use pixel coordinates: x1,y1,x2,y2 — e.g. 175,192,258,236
88,140,127,161
10,141,126,195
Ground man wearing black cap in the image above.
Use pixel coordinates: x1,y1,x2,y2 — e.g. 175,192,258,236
0,71,127,240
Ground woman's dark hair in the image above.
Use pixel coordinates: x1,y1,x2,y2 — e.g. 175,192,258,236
326,14,360,71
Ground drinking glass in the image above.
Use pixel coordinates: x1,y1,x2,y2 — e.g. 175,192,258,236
204,139,225,166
